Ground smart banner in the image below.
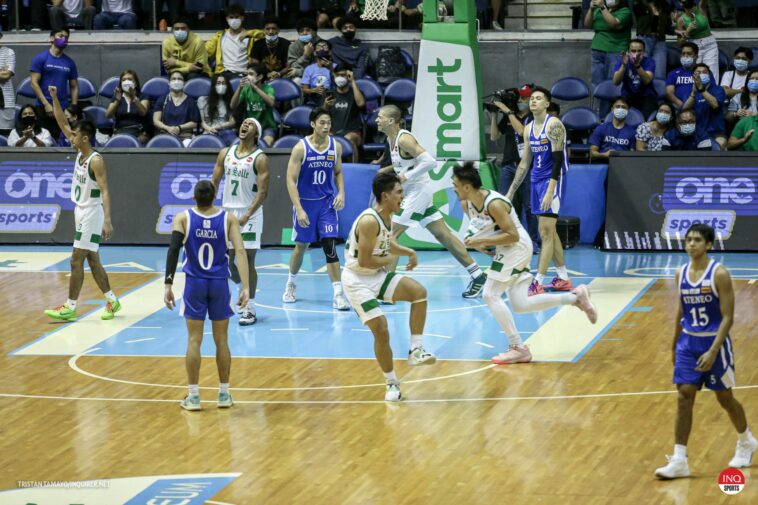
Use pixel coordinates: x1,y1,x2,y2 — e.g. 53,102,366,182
604,152,758,251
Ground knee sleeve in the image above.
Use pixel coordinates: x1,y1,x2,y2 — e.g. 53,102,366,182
322,237,339,264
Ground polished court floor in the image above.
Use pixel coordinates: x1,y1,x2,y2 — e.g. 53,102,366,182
1,245,757,504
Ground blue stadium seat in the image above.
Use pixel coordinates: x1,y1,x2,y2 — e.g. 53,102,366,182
77,77,97,100
399,49,415,78
272,134,303,148
184,78,211,99
269,78,301,103
141,77,170,100
383,79,416,105
16,77,36,99
185,0,225,13
104,134,141,148
146,134,184,148
230,77,241,92
99,76,120,100
653,78,666,100
551,77,590,101
0,135,7,147
592,79,622,103
333,135,353,160
281,105,314,132
188,135,226,148
562,106,601,131
603,107,645,128
84,105,114,130
356,78,383,103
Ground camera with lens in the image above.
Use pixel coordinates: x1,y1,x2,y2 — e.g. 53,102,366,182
484,88,519,113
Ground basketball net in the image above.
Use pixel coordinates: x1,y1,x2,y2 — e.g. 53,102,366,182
361,0,390,21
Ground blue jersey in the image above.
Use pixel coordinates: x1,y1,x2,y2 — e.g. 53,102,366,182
297,136,336,200
182,208,230,280
528,115,568,181
679,260,722,336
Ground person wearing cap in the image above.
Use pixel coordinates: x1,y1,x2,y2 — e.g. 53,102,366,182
0,28,16,136
611,38,658,120
489,84,540,251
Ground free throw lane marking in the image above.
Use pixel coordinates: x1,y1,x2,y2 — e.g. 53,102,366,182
0,252,72,272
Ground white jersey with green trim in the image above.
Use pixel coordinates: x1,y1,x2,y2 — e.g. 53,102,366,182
390,128,431,194
465,189,531,255
222,145,262,210
71,150,103,208
345,208,392,276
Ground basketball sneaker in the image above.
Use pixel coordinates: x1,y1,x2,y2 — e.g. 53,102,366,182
527,280,544,297
729,433,758,468
180,394,201,411
282,282,296,303
101,299,122,320
217,391,234,408
44,304,77,321
385,380,402,402
239,309,257,326
547,276,573,291
654,455,690,479
333,292,350,311
491,344,532,365
408,346,437,365
462,273,487,298
572,284,598,324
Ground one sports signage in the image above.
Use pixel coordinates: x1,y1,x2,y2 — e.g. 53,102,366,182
0,161,71,233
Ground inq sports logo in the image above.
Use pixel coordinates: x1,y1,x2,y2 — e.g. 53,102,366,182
156,162,225,234
0,161,73,233
660,166,757,241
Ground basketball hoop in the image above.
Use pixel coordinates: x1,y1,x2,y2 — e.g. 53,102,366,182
361,0,390,21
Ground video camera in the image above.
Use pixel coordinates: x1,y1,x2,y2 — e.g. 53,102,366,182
483,84,534,113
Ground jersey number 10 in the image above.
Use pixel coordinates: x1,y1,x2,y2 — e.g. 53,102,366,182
312,170,326,185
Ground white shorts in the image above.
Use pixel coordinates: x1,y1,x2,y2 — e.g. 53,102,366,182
74,204,104,252
487,239,533,285
392,187,443,228
226,207,263,249
342,268,404,324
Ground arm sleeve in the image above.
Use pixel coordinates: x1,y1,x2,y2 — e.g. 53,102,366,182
551,150,564,180
164,230,185,284
405,151,437,182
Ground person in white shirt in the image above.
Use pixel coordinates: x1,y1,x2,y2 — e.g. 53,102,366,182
721,47,753,100
94,0,138,30
8,105,56,147
50,0,96,31
0,29,15,135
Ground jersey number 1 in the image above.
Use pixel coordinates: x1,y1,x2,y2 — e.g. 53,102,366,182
689,306,710,327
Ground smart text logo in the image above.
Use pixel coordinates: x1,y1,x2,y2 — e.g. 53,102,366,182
157,162,224,234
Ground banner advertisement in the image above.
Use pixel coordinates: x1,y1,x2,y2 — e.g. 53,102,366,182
604,152,758,251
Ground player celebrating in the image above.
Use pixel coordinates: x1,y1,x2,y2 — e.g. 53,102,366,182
654,223,757,479
375,105,488,298
452,162,597,364
342,172,436,401
211,118,269,326
164,180,249,411
282,107,349,310
44,85,121,322
505,87,572,296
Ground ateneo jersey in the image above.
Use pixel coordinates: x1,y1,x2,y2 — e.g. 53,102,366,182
297,136,336,200
182,208,230,279
528,115,569,181
679,259,722,336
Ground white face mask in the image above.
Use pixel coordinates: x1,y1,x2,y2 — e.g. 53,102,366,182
227,18,242,30
173,30,188,43
215,84,228,95
121,79,134,91
170,79,184,91
334,76,348,88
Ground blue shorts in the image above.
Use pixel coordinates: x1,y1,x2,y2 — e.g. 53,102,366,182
292,196,339,244
531,176,566,217
673,332,736,391
181,276,234,321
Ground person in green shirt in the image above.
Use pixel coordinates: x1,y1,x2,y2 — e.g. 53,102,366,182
584,0,633,90
230,63,277,147
676,0,720,77
726,116,758,151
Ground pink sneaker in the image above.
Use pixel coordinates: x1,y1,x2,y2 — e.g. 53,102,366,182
527,281,544,297
491,344,532,365
547,276,573,291
572,284,598,324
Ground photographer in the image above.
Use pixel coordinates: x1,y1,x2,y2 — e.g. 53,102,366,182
489,84,539,249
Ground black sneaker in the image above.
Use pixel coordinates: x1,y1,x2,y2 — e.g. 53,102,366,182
462,273,487,298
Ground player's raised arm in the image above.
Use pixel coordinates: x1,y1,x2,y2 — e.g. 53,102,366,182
286,141,309,227
507,121,533,200
48,85,73,141
164,211,188,310
210,147,230,198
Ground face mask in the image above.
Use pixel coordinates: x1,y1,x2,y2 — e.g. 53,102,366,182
517,101,529,111
20,115,35,128
679,123,696,136
656,112,671,124
265,34,279,43
747,80,758,93
699,74,711,86
342,30,356,41
315,50,330,59
606,0,618,7
334,76,348,88
227,18,242,30
170,79,184,91
121,80,134,92
174,30,188,43
680,56,694,68
613,108,628,120
53,37,68,49
215,84,228,95
299,34,313,43
734,59,749,72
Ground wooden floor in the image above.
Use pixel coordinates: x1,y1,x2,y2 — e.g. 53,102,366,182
1,273,757,504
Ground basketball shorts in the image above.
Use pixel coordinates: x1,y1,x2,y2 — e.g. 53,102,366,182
181,276,234,321
530,175,566,218
392,187,443,228
487,240,533,284
73,204,105,252
226,207,263,249
673,332,736,391
342,269,404,324
292,196,339,244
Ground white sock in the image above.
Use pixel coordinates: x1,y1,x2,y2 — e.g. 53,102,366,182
410,334,423,350
383,370,398,382
332,282,343,295
555,265,569,281
104,290,117,302
287,272,297,285
466,262,483,279
66,299,77,310
219,383,229,394
673,444,687,459
247,298,255,311
483,278,522,345
508,333,523,347
188,384,199,396
738,428,752,443
535,273,545,285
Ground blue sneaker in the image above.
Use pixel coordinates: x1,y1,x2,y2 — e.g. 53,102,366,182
180,394,201,411
217,391,234,408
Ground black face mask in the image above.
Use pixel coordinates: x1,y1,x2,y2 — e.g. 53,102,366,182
20,115,35,128
342,30,356,41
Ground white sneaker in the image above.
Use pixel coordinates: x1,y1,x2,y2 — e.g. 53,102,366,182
239,309,257,326
572,284,598,324
654,455,690,479
385,380,402,402
282,282,296,303
729,434,758,468
492,20,503,30
333,292,350,311
408,346,437,366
